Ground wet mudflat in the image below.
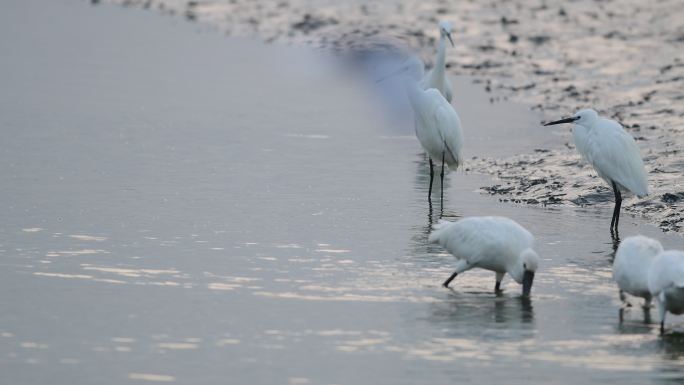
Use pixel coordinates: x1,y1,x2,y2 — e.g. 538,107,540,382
1,1,683,384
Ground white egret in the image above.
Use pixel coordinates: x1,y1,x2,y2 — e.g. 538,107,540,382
613,235,663,316
420,20,454,102
428,216,539,296
648,249,684,333
377,57,463,204
544,109,649,232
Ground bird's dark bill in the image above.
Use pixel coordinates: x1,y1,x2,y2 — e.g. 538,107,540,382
543,116,579,126
447,33,455,47
522,271,535,296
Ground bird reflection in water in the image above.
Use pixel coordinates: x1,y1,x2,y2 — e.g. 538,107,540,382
432,290,535,328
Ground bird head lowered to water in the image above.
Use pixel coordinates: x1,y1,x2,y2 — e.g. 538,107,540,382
438,20,454,47
544,108,599,127
512,248,539,296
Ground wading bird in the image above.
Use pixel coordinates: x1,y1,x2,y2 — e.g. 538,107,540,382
648,249,684,334
613,235,663,319
378,57,463,205
429,216,539,296
544,109,648,233
420,21,454,103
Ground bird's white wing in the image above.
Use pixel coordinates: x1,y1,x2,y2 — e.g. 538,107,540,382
429,217,533,266
613,235,663,295
581,120,649,196
427,90,463,168
648,251,684,295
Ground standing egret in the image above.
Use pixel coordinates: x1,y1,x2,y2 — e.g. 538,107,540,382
648,250,684,333
420,21,454,102
429,216,539,296
544,109,649,232
377,57,463,205
613,235,663,318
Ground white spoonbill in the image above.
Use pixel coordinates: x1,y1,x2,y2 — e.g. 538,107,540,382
428,216,539,296
378,57,463,204
420,20,454,102
544,109,649,232
648,249,684,333
613,235,663,312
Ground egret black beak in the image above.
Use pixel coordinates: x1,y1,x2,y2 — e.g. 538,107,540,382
543,116,579,126
522,271,535,297
446,32,455,47
376,65,409,83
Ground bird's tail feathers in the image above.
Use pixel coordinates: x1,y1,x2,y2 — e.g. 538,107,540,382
428,220,453,243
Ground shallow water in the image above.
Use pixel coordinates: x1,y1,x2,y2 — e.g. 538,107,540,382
1,1,684,384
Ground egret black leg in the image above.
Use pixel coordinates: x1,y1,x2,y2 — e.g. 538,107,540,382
440,151,446,207
660,321,665,335
428,159,435,200
443,271,458,288
495,281,501,292
610,181,622,231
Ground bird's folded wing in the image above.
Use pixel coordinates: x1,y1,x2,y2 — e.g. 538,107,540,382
585,128,648,196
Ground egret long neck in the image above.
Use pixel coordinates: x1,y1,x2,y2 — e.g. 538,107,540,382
430,35,447,83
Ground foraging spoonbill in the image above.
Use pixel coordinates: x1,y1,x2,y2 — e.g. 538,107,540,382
648,249,684,333
544,109,649,232
429,216,539,296
378,57,463,204
613,235,663,312
420,21,454,102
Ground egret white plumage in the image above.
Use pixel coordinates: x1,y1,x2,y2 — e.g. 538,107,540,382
420,20,454,102
648,249,684,333
544,109,649,232
429,216,539,296
377,57,463,204
613,235,663,312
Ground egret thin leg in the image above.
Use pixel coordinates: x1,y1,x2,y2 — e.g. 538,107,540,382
443,271,458,288
428,159,434,200
440,150,446,207
610,181,622,231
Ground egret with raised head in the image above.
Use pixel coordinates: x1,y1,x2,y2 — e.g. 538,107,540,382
378,57,463,205
544,109,649,232
420,20,454,103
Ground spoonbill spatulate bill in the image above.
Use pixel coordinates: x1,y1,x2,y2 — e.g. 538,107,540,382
429,216,539,296
378,57,463,205
648,249,684,334
613,235,663,312
420,20,454,103
544,109,649,232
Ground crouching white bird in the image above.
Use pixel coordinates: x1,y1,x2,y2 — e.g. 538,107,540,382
420,20,454,103
613,235,664,316
544,109,649,232
428,216,539,296
648,249,684,334
377,57,463,205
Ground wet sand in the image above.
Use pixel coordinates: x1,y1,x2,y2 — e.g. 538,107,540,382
105,0,684,234
1,0,684,384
